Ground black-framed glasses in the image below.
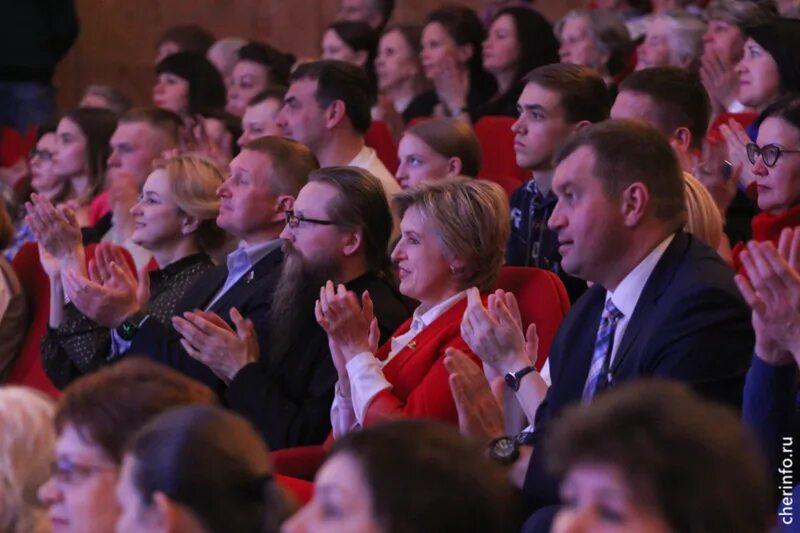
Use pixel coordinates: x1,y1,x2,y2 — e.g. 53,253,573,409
746,143,800,168
284,210,336,229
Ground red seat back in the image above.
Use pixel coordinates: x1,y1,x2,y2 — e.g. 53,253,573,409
495,266,570,370
364,121,399,174
275,474,314,505
474,116,529,185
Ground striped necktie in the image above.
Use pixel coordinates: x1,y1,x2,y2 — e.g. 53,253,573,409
582,299,624,402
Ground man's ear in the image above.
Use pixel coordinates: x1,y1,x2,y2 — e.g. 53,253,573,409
273,195,295,223
149,491,174,532
446,157,463,177
341,227,363,257
620,182,649,227
669,127,692,153
180,214,201,236
324,100,347,129
573,120,593,133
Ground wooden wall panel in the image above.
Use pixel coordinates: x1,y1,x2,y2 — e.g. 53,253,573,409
53,0,582,113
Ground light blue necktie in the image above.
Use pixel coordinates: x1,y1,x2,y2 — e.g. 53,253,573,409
582,299,624,402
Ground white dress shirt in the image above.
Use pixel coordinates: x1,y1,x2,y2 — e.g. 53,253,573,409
348,145,401,200
330,291,466,437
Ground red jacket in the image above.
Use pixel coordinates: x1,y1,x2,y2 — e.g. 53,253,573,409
363,296,481,427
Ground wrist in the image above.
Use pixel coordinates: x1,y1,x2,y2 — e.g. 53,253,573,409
755,343,794,366
497,353,534,376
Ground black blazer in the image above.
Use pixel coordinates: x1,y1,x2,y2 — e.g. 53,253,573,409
127,246,284,393
226,271,411,450
523,232,755,510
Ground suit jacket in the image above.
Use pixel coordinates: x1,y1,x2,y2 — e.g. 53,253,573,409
523,232,755,510
364,296,482,427
226,271,411,450
128,247,284,393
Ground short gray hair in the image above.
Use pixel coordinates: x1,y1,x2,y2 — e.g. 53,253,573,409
0,387,55,533
393,178,509,291
655,11,707,68
704,0,776,28
556,9,632,76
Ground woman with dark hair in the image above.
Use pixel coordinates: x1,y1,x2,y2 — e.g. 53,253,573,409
545,381,771,533
373,25,431,128
52,107,117,226
396,117,480,188
227,42,295,118
117,405,292,533
284,420,520,533
476,6,559,119
419,5,497,122
321,21,379,90
153,52,227,117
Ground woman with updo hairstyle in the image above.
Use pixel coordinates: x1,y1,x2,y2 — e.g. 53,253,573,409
419,5,497,122
41,154,226,388
153,51,227,117
284,419,521,533
117,404,292,533
227,42,295,118
477,6,560,119
321,21,379,90
395,117,481,188
317,178,510,437
0,387,55,533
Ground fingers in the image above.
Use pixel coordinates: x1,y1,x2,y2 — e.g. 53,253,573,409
230,307,255,339
525,323,539,364
734,272,766,316
361,290,374,324
368,317,380,351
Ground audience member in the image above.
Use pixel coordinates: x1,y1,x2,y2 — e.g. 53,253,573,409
636,11,706,73
700,0,776,116
121,137,317,398
118,405,292,533
732,96,800,270
153,52,227,118
683,172,725,252
372,25,430,129
39,155,225,389
0,1,78,132
317,178,507,435
79,85,132,117
52,107,118,226
448,120,754,528
38,358,216,533
555,9,633,97
181,166,410,448
226,42,295,118
237,87,287,148
277,60,401,202
206,37,247,87
155,24,215,64
284,420,521,533
321,21,378,91
507,63,609,302
546,381,771,533
0,204,27,378
335,0,394,32
395,117,480,189
419,6,497,122
0,387,55,533
476,6,559,120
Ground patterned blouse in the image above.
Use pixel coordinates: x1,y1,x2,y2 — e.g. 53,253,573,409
41,253,213,388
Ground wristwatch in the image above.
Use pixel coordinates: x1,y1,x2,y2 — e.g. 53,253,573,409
504,365,536,392
488,435,520,464
115,310,149,341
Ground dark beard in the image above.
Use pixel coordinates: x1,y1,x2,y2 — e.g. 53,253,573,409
266,242,342,365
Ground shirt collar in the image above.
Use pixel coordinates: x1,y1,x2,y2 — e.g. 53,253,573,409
227,238,282,271
411,291,467,330
606,234,674,318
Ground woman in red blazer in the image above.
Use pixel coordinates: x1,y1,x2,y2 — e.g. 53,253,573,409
316,177,510,437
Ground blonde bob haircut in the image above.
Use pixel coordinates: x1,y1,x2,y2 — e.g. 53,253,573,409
154,154,227,255
0,387,55,533
683,172,723,250
393,178,510,292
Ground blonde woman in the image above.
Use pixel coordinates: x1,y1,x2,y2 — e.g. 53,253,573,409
683,172,729,262
40,155,226,388
0,386,55,533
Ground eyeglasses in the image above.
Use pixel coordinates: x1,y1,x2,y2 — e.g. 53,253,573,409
50,457,116,485
284,210,336,229
746,143,800,168
31,149,54,162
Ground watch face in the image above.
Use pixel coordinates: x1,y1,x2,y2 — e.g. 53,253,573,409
504,373,519,391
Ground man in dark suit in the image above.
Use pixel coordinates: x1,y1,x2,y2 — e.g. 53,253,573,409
174,166,410,449
446,120,754,525
120,136,318,390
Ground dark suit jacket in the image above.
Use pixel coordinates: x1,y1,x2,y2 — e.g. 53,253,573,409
523,232,755,510
127,246,284,394
226,271,411,450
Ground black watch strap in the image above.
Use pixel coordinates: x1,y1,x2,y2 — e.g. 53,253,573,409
505,365,536,392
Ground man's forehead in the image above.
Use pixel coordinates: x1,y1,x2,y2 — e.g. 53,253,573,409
287,78,318,100
519,83,564,112
554,145,596,184
231,149,272,173
112,121,156,143
295,181,337,211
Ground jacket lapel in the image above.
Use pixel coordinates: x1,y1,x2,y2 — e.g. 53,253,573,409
208,247,283,313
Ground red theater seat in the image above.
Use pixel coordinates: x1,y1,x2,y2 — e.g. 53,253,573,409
365,121,399,174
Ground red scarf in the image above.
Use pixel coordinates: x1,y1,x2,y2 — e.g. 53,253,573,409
733,204,800,272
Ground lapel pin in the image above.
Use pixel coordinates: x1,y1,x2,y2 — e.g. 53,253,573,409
246,271,255,283
407,341,417,350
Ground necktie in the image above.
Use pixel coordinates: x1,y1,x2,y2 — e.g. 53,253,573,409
582,299,624,402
